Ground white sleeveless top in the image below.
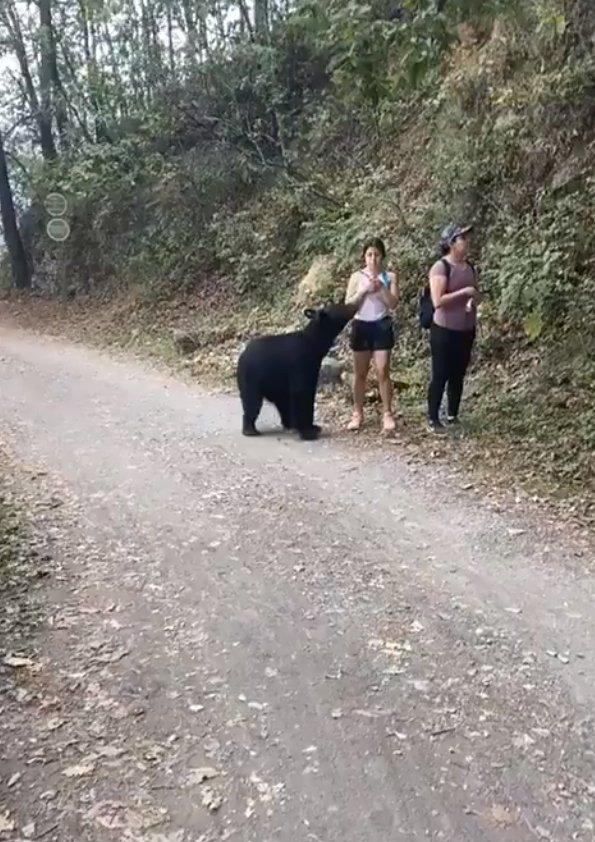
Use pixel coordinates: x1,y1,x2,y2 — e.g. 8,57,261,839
354,269,390,322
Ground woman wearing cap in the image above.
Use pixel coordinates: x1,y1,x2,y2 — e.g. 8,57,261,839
345,237,399,433
427,224,478,433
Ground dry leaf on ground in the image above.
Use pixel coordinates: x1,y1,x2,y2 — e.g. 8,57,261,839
62,761,96,778
201,787,223,812
186,767,219,786
0,813,15,833
85,801,168,831
483,804,518,828
4,655,35,668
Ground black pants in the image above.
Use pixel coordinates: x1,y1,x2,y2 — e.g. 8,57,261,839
428,324,475,422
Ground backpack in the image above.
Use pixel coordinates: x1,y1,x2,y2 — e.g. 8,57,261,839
418,258,475,330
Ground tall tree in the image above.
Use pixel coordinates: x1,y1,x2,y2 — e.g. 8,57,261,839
237,0,254,38
37,0,58,158
254,0,269,35
0,128,31,290
39,0,69,149
166,1,176,77
2,0,57,160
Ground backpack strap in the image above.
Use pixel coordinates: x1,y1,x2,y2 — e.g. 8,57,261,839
440,258,477,287
440,258,451,291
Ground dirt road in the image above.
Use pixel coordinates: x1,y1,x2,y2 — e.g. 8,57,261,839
0,326,594,842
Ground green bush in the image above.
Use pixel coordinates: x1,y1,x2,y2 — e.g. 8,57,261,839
210,190,304,296
482,188,595,335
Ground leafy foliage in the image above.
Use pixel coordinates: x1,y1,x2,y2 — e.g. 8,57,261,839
1,0,594,499
482,188,595,334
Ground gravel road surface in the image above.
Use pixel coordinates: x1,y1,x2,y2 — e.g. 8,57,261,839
0,326,594,842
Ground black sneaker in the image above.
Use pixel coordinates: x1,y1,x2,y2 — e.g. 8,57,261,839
427,419,447,434
446,415,460,426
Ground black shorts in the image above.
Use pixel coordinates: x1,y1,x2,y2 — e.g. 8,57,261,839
349,316,395,352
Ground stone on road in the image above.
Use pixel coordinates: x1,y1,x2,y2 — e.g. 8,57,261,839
0,327,594,842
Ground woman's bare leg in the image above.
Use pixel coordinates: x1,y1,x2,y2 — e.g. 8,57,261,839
374,350,395,430
349,351,372,428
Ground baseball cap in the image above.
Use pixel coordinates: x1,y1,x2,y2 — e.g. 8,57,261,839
440,223,473,247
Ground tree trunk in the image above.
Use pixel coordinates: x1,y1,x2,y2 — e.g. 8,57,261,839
237,0,254,39
3,1,56,160
44,0,70,149
181,0,199,62
138,0,154,104
126,0,145,108
254,0,269,35
0,129,31,290
82,7,113,139
146,0,164,85
166,2,176,77
197,3,209,59
58,39,97,143
38,0,59,159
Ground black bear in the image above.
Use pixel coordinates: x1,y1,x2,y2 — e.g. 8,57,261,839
236,302,358,440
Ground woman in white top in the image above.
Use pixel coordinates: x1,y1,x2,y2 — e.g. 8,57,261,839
344,238,399,432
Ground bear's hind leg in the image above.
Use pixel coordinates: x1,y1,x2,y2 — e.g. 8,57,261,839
241,389,264,437
271,391,293,430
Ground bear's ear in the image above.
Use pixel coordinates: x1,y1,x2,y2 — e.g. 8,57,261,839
303,308,317,320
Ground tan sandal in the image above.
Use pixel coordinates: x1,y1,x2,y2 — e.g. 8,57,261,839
347,412,363,431
382,412,396,433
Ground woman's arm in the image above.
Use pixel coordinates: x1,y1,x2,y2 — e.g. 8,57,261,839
430,264,476,309
345,271,370,308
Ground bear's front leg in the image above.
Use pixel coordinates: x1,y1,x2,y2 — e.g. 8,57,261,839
298,424,321,441
291,370,321,441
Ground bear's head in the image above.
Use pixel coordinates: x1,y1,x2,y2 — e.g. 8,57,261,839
302,301,359,353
